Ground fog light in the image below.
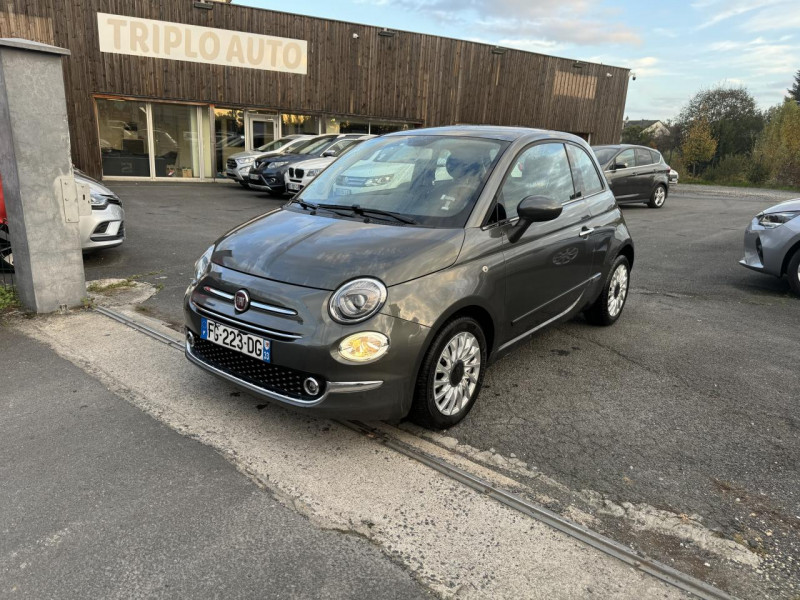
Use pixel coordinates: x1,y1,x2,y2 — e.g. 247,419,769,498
338,332,389,363
303,377,321,396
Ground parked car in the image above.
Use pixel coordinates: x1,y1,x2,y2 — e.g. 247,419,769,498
0,170,124,272
668,168,679,185
284,135,374,194
592,144,670,208
740,198,800,295
225,135,312,187
248,134,365,196
185,126,634,428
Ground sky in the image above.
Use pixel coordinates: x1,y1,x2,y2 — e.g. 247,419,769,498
237,0,800,121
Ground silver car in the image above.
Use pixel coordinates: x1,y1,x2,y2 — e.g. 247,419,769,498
740,198,800,295
225,135,312,186
75,171,125,251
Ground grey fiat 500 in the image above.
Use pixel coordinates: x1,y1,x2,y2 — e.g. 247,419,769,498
185,126,634,428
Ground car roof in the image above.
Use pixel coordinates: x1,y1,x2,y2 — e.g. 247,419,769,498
592,144,659,151
389,125,587,144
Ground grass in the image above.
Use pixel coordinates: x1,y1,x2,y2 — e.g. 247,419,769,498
681,178,800,193
86,279,137,294
0,286,20,311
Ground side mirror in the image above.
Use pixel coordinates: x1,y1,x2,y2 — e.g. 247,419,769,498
507,196,563,243
613,162,627,170
322,150,336,157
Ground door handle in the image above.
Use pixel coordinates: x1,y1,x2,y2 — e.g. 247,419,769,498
579,227,595,237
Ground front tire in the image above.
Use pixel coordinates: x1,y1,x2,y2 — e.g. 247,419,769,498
409,317,487,429
648,184,666,208
585,255,630,326
787,250,800,296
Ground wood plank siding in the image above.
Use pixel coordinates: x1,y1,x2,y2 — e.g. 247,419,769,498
1,0,630,178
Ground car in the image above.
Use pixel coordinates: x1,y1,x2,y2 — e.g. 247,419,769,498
740,198,800,296
284,135,374,194
184,126,634,428
248,134,365,196
668,168,679,185
592,144,670,208
225,135,312,187
0,170,125,272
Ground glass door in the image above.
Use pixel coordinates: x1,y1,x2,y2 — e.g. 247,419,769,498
247,114,278,152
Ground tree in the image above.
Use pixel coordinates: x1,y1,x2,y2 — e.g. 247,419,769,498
676,85,764,159
788,70,800,103
681,119,717,176
753,99,800,186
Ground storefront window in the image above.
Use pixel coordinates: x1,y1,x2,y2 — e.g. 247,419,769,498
151,103,200,178
324,117,369,134
96,98,151,177
281,114,319,135
370,121,412,136
214,108,245,177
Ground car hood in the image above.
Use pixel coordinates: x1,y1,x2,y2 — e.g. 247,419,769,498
764,198,800,214
293,156,335,170
212,209,465,290
75,172,117,198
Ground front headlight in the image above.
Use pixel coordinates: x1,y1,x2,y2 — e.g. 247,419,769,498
90,190,108,209
306,169,320,178
238,157,255,166
364,174,394,187
757,211,800,228
338,332,390,363
193,244,214,282
328,278,387,324
267,161,289,169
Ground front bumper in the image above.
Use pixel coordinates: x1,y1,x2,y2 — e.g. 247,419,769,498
248,169,286,194
80,204,125,250
226,163,254,182
739,217,793,277
183,265,430,419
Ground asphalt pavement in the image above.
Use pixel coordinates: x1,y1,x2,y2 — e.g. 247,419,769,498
84,180,800,597
0,327,430,599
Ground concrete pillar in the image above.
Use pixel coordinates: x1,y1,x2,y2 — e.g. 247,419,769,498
0,38,85,313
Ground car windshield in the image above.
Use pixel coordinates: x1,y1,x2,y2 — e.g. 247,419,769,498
324,139,360,157
592,147,618,166
290,136,336,156
295,135,509,228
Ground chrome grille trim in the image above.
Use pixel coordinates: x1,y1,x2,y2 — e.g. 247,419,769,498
203,286,298,316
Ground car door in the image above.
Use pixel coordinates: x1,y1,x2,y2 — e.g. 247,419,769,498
633,147,657,199
604,148,636,200
497,142,594,338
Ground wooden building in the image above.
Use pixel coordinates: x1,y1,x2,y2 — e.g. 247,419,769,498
0,0,630,181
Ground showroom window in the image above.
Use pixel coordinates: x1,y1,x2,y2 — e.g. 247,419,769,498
96,98,151,177
151,103,201,178
281,114,320,135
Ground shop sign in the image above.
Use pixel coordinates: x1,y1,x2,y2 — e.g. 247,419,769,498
97,13,307,74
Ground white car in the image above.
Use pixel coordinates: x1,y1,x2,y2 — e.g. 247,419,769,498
668,168,679,185
284,135,374,194
225,135,312,186
75,170,126,251
331,142,431,197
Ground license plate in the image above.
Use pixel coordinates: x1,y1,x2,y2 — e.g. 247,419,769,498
200,317,271,362
249,174,260,180
287,182,302,191
334,187,351,196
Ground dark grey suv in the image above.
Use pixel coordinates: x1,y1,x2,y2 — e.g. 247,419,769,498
185,126,634,428
592,144,670,208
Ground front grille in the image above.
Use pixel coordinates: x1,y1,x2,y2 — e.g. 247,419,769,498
295,168,304,178
191,338,324,401
288,167,295,178
227,159,237,169
336,175,368,187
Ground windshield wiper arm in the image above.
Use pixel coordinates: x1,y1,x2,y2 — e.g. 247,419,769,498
346,205,417,225
290,198,319,211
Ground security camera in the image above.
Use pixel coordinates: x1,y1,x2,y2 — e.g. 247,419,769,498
631,71,637,81
352,33,359,39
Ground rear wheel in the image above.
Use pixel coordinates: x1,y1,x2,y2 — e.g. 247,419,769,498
585,255,630,326
787,250,800,296
409,317,487,429
648,184,666,208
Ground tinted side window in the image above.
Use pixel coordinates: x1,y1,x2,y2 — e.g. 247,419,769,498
635,148,653,166
498,143,575,219
615,149,635,168
650,149,661,164
566,144,604,197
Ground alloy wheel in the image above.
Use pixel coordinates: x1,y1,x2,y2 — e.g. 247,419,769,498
607,264,629,318
433,331,481,416
654,186,666,207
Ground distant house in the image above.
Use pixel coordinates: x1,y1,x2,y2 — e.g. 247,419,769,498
622,118,670,138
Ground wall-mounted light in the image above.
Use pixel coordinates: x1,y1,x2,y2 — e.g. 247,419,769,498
572,61,584,69
378,29,397,38
193,0,214,9
491,46,507,55
606,72,613,78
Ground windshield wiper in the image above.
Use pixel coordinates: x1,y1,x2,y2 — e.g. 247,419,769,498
344,204,417,225
290,198,319,211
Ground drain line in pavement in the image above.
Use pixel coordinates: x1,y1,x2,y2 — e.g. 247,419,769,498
94,306,735,600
